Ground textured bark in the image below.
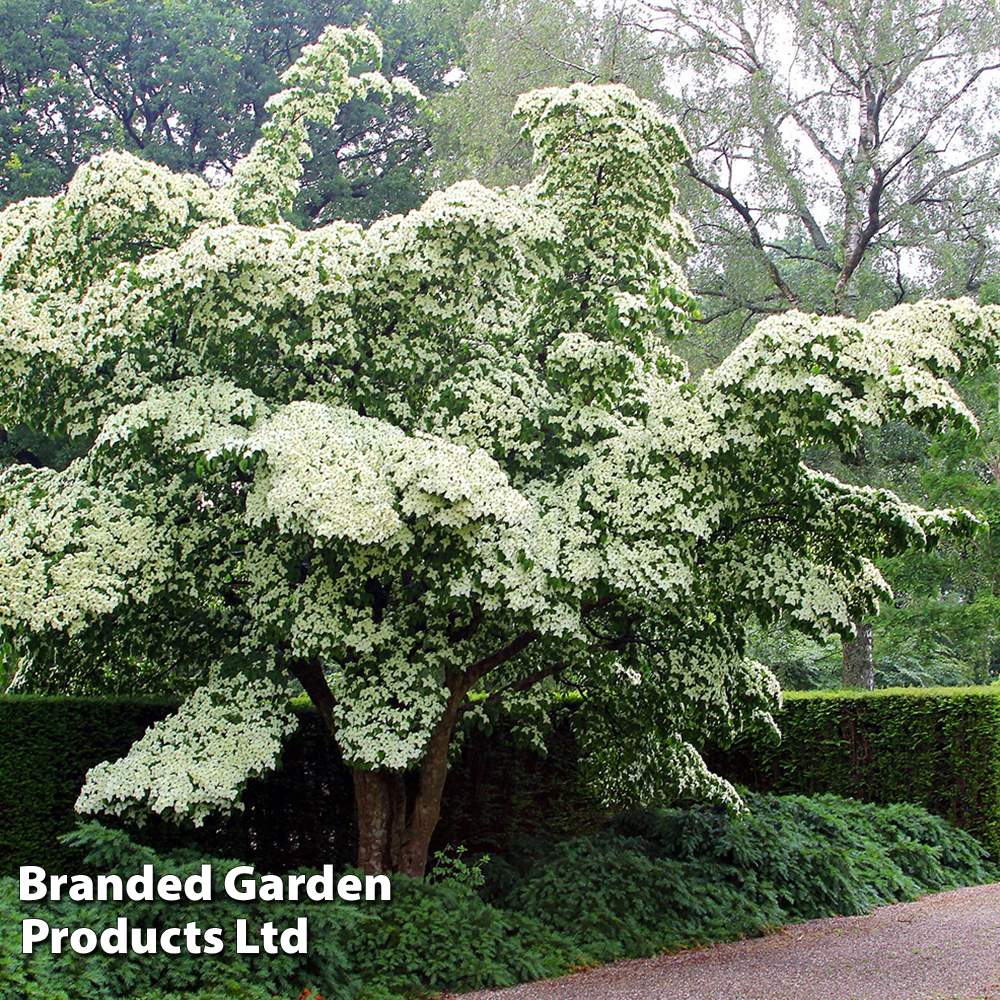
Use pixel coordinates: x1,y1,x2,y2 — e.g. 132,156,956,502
352,673,470,877
353,767,407,874
842,618,875,690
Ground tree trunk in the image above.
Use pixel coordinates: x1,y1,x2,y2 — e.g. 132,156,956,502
353,767,408,874
842,618,875,689
351,676,468,877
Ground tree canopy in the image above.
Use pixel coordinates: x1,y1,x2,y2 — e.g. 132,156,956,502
0,0,464,223
653,0,1000,342
2,24,1000,875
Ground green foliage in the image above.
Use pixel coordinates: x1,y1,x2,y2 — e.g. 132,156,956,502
2,824,362,1000
497,792,996,964
339,870,567,995
127,987,282,1000
869,369,1000,686
426,845,490,888
1,823,568,1000
2,793,992,1000
0,0,464,223
706,687,1000,855
500,831,782,961
0,697,182,875
428,0,663,189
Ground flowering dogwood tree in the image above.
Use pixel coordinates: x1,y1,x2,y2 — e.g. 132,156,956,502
2,25,999,876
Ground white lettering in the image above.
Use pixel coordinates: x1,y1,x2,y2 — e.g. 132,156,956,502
160,928,182,955
126,865,154,901
21,919,48,953
366,874,391,900
70,927,98,954
225,865,256,901
50,926,70,954
338,874,361,901
96,874,123,901
259,874,283,901
261,921,279,953
99,918,128,955
69,876,93,902
18,867,47,902
184,865,212,901
203,927,224,954
306,866,334,901
281,918,308,954
157,874,181,901
235,918,259,953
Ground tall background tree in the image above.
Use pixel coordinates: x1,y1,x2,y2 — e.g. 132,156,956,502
0,0,466,224
651,0,1000,349
429,0,1000,689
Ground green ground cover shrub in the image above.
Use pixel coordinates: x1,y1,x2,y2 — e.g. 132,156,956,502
494,792,996,963
2,793,994,1000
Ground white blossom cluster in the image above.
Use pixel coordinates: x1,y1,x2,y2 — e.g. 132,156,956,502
584,728,743,813
0,466,163,633
75,672,297,826
92,376,263,459
704,301,1000,452
241,401,531,544
2,24,999,827
331,649,452,769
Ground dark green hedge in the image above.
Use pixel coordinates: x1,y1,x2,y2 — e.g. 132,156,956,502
7,687,1000,877
704,687,1000,855
0,697,182,875
0,697,603,876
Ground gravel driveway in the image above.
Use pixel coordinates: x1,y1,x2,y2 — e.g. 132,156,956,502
444,882,1000,1000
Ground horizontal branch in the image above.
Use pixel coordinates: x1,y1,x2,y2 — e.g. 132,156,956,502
483,660,569,706
466,630,540,684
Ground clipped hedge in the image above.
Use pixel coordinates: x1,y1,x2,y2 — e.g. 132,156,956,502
0,697,603,876
704,686,1000,855
6,686,1000,877
0,697,183,876
0,698,364,876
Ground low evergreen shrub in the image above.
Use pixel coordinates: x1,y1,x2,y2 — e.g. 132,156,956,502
1,793,994,1000
499,792,996,962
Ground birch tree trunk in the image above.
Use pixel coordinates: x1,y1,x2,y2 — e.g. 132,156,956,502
842,618,875,690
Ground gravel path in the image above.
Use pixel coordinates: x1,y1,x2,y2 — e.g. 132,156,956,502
444,882,1000,1000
